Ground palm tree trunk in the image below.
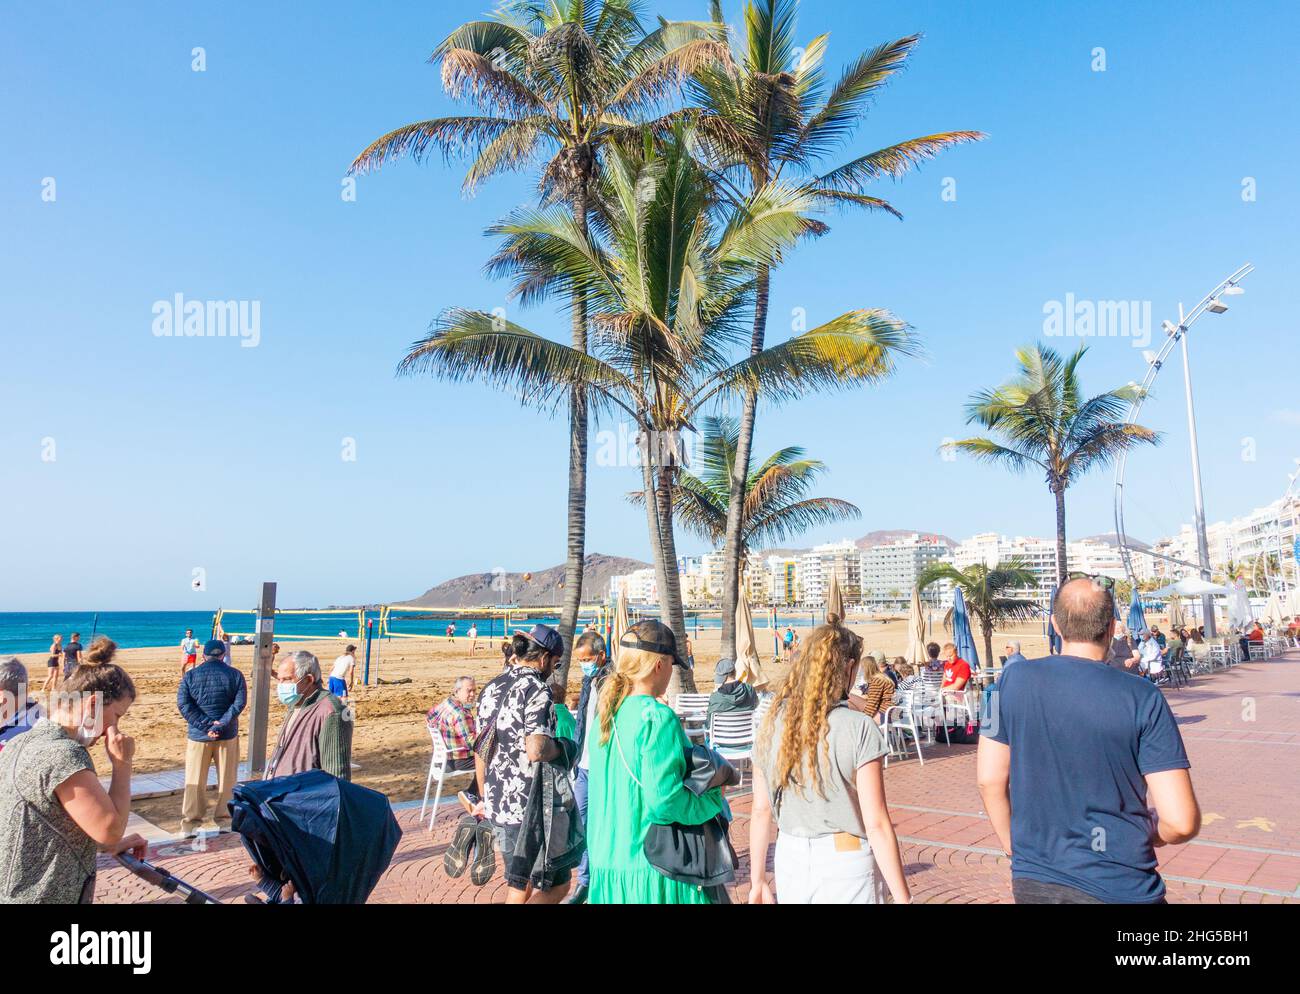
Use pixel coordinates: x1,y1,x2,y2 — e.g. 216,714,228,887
719,261,770,661
1053,484,1068,588
657,463,696,694
981,616,994,671
556,186,591,686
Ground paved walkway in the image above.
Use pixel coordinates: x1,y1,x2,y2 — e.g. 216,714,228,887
95,650,1300,904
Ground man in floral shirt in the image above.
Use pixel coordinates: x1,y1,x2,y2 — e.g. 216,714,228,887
467,624,570,903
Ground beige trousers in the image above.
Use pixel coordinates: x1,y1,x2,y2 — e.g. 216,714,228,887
181,737,239,830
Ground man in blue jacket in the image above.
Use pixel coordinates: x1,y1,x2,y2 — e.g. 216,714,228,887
177,639,247,836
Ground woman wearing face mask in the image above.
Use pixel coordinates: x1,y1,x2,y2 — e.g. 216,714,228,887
586,621,727,904
0,638,146,903
748,622,911,905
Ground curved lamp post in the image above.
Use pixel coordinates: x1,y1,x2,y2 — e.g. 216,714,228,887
1113,263,1254,637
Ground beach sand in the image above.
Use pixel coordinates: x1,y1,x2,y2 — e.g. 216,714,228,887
12,617,1064,833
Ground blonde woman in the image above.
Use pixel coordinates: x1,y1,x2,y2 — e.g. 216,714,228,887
0,638,145,903
749,623,911,904
586,620,725,904
855,650,894,721
43,634,63,693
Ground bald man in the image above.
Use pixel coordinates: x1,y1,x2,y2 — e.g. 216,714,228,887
977,577,1200,904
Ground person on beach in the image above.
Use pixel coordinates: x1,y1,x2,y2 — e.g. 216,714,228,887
329,645,356,699
0,639,147,903
461,624,572,903
447,623,456,642
180,628,200,675
467,624,479,655
782,627,795,662
0,659,43,751
586,620,726,905
43,635,63,693
748,622,911,905
567,629,609,905
265,651,352,781
177,639,247,836
62,633,83,678
978,578,1200,904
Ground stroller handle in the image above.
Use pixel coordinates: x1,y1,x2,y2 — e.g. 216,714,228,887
115,852,222,905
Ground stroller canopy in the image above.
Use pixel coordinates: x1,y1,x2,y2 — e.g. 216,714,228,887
230,770,401,904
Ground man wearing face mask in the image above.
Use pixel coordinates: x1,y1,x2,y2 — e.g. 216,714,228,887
265,651,352,781
567,630,609,904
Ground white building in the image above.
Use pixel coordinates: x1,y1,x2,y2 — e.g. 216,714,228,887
954,533,1127,608
860,534,954,610
797,539,861,607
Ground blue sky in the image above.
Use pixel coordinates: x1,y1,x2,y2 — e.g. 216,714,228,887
2,0,1297,611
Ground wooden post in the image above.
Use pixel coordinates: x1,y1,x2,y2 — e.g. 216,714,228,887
247,582,277,778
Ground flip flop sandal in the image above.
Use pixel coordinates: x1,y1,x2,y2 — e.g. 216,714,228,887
443,814,478,879
469,818,496,886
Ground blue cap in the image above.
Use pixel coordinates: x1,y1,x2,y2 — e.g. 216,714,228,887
520,624,564,657
203,639,226,657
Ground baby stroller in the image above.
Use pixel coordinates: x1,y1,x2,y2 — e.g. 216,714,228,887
116,770,402,904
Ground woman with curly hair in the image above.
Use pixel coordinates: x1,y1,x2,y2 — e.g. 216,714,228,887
749,621,911,904
0,637,145,903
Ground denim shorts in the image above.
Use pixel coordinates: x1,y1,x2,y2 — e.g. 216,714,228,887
492,823,571,892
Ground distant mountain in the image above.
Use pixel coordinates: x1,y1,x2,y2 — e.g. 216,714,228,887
398,553,650,609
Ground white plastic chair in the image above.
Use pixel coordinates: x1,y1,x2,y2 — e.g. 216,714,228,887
882,702,924,766
673,692,710,743
420,728,460,831
709,711,756,787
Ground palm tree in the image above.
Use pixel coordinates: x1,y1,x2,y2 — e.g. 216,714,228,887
689,0,985,661
628,414,860,556
946,343,1161,587
398,129,915,684
349,0,725,674
917,560,1039,667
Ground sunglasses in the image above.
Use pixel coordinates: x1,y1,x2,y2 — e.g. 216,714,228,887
1067,571,1115,591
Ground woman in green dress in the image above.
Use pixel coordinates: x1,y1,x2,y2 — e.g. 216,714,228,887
586,620,725,904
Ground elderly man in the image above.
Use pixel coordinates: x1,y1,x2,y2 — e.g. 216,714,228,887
265,651,352,780
0,659,42,751
978,577,1199,904
177,638,247,835
1003,640,1028,669
426,675,480,808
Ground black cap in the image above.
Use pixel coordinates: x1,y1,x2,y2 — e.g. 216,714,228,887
619,619,684,667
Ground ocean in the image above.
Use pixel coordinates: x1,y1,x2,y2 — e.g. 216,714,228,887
0,609,837,655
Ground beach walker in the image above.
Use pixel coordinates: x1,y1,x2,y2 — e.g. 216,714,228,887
117,770,402,904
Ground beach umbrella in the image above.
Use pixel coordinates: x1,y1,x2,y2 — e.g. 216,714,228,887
1127,587,1148,635
735,593,769,690
1228,577,1253,628
1045,584,1062,654
825,572,844,623
1262,591,1285,628
1167,596,1186,631
610,588,629,664
1285,586,1300,618
951,587,980,670
905,586,928,666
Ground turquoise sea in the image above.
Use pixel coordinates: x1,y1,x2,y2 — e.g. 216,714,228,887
0,609,834,655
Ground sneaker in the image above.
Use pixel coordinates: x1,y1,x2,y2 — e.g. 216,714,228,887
443,815,478,879
566,883,589,905
469,819,496,886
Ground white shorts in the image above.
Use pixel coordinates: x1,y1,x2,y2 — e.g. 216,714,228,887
774,832,886,904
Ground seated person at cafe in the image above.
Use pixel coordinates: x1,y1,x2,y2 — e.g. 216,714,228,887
706,658,758,732
426,675,481,805
940,642,971,694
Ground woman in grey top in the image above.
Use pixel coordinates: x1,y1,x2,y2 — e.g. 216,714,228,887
749,622,911,905
0,638,145,903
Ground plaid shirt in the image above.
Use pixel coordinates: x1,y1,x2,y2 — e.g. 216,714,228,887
426,696,477,761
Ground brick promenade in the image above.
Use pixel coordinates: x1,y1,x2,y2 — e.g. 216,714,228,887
96,650,1300,904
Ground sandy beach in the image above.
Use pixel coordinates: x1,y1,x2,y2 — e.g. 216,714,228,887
12,616,1067,833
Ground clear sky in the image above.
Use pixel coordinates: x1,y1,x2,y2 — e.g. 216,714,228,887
2,0,1297,611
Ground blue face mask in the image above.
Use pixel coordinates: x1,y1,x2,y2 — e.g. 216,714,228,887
277,681,302,706
580,662,599,678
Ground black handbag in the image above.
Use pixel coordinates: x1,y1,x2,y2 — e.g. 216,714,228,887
612,722,739,891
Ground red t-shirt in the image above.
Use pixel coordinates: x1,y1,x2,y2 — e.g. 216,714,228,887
942,657,971,689
1247,628,1264,642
